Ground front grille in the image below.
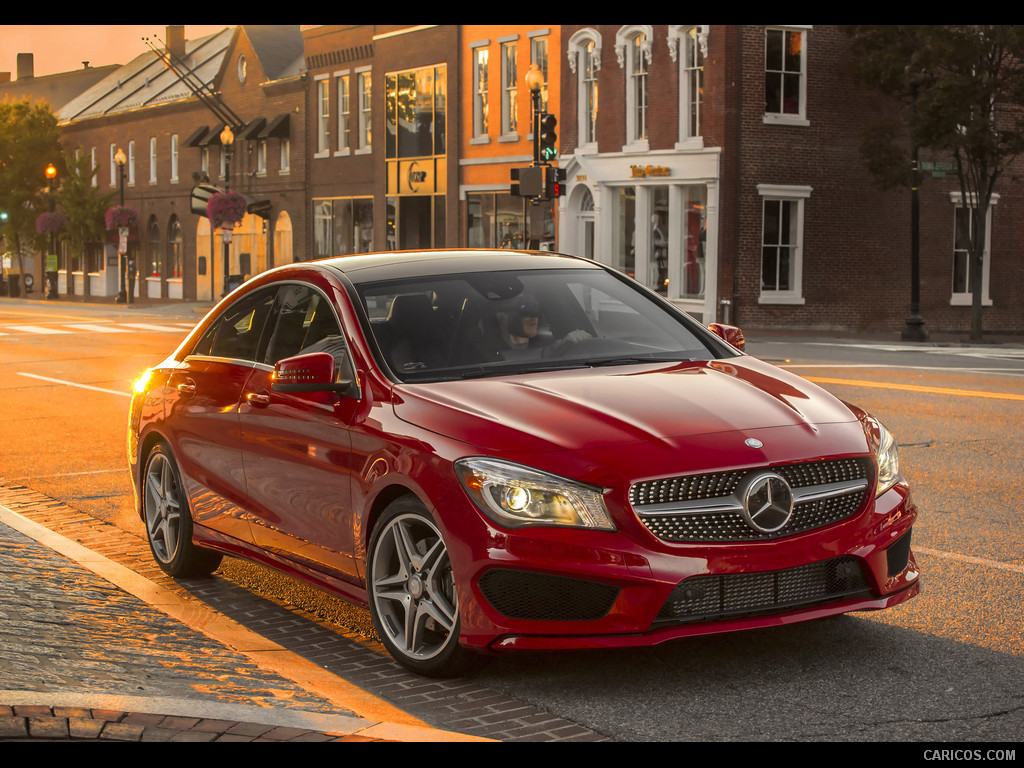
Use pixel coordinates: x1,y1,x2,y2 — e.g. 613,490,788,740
630,457,873,542
478,569,620,622
655,556,871,625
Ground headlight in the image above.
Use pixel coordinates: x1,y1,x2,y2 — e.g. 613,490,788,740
859,413,900,495
455,458,616,531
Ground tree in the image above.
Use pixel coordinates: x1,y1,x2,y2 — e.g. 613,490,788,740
58,152,116,280
848,25,1024,342
0,99,63,289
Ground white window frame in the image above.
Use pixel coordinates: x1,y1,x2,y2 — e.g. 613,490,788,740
315,75,330,157
670,25,707,147
127,140,135,186
91,147,98,187
256,139,267,176
471,42,489,142
568,28,601,152
356,67,372,153
336,71,351,155
950,191,997,306
617,25,652,151
170,134,179,183
764,26,809,126
757,184,811,305
280,137,291,174
529,32,550,114
149,137,157,183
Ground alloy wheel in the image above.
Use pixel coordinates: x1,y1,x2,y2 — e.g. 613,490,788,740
370,511,460,664
144,450,184,565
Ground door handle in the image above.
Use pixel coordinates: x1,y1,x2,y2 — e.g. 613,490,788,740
246,390,271,407
176,379,196,396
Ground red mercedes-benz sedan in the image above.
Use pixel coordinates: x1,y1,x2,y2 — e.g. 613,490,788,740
127,249,919,675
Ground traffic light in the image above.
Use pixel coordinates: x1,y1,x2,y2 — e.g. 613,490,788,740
538,112,558,162
545,165,566,199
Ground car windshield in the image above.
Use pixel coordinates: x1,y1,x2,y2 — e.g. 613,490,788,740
355,268,731,382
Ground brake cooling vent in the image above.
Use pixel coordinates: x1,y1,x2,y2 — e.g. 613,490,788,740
478,569,620,622
655,556,871,625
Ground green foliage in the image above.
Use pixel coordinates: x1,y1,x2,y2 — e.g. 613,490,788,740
847,25,1024,340
59,151,116,263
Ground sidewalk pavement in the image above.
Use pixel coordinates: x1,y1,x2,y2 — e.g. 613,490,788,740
0,493,489,743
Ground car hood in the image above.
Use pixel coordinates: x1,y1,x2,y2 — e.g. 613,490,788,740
391,356,860,454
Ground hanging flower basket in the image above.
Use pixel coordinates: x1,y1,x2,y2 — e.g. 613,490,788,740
206,190,248,230
36,210,66,234
105,205,138,231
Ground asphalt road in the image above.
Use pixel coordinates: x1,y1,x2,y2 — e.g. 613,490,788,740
2,298,1022,742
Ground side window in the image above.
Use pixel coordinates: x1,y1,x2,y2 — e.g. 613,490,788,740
191,287,277,361
262,284,355,382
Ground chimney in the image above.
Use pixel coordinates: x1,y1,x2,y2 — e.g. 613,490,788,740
16,53,34,80
166,25,186,61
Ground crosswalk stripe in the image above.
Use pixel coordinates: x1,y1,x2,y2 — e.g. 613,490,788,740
120,323,187,332
7,325,71,334
62,323,130,333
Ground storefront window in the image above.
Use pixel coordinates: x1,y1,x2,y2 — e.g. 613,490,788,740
313,198,374,258
467,192,526,249
385,64,447,250
680,187,707,299
613,187,636,278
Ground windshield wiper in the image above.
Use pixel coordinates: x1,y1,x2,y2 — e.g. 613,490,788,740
582,356,694,368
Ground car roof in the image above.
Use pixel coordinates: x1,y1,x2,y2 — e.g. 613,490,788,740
316,249,601,284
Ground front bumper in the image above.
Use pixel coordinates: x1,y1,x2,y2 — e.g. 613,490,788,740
450,481,919,653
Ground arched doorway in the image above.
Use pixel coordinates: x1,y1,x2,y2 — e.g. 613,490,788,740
273,211,293,267
167,216,184,299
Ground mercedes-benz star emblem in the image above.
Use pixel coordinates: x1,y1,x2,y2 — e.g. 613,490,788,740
740,472,794,534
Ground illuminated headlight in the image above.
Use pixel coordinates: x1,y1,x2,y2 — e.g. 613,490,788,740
455,458,616,531
859,414,900,495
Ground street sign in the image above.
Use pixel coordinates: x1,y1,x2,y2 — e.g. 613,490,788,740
919,160,957,178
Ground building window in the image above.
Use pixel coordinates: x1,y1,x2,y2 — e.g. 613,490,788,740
109,144,117,186
764,26,808,124
91,147,98,187
168,218,183,279
280,137,291,173
127,141,136,186
316,76,330,155
170,134,179,182
569,29,601,148
675,25,706,142
501,40,518,137
467,192,526,250
618,26,652,148
313,197,374,258
951,193,996,306
256,139,267,175
530,33,549,113
149,137,157,183
337,73,351,153
473,45,489,139
357,69,372,151
758,184,810,304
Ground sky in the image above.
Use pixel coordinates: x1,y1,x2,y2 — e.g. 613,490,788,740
0,26,233,78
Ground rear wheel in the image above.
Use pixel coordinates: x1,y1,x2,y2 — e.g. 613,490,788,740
367,498,471,676
143,443,222,577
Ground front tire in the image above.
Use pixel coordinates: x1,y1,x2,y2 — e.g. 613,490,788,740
367,497,471,676
143,443,223,578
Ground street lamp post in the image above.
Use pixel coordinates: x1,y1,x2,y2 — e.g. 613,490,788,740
901,81,929,342
220,126,234,297
114,148,128,303
45,163,58,299
524,63,545,247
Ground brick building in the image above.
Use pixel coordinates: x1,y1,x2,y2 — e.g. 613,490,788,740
55,25,306,302
557,25,1024,336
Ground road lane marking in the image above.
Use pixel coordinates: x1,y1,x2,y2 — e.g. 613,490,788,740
120,323,187,332
6,325,71,334
915,546,1024,575
803,376,1024,402
16,372,130,398
63,323,130,333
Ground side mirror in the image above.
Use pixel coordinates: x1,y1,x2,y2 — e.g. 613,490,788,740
707,322,745,352
272,351,358,397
